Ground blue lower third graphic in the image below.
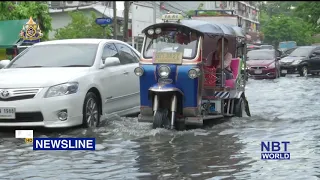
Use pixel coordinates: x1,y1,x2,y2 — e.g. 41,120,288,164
33,138,95,150
261,153,291,160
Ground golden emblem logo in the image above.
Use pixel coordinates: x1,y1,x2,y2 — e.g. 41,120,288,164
25,138,33,143
19,17,43,41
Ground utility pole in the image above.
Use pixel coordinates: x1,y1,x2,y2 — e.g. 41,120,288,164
113,1,117,39
153,1,157,24
123,1,129,42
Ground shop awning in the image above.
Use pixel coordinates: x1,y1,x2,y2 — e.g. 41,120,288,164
0,19,28,48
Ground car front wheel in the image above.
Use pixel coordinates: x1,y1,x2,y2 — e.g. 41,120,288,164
299,66,308,77
82,92,100,128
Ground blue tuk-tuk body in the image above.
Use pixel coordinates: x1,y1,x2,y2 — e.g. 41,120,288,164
139,64,199,107
134,13,250,130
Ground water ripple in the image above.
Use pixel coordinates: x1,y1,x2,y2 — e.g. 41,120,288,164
1,75,319,179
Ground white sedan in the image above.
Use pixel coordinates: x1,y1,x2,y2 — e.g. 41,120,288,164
0,39,140,128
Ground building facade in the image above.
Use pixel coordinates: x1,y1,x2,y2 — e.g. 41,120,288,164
137,1,261,43
45,1,260,42
46,1,127,40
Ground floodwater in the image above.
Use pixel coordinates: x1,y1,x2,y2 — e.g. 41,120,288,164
1,75,320,180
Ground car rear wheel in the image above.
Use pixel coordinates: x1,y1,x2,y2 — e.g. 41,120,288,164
82,92,100,128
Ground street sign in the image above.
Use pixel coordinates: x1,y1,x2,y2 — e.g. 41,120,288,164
95,17,113,26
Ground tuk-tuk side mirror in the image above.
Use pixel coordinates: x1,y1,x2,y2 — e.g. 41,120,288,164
0,60,11,69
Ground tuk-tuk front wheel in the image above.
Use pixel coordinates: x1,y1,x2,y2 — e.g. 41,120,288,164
175,121,186,131
153,109,170,129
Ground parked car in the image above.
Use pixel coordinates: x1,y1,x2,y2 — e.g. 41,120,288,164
246,49,281,79
280,47,297,58
280,46,320,76
297,47,320,76
260,45,274,50
0,39,140,128
247,44,260,52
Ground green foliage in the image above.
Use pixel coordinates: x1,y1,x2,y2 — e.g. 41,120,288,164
259,1,319,45
54,11,112,39
185,3,219,18
186,10,219,17
0,2,52,41
259,1,300,17
261,15,312,46
294,1,320,33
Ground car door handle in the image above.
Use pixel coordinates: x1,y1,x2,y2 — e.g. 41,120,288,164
123,71,129,75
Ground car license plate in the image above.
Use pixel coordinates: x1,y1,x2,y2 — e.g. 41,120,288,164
254,69,262,74
281,70,287,74
0,108,16,119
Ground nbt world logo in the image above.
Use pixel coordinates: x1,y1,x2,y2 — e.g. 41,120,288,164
261,141,290,160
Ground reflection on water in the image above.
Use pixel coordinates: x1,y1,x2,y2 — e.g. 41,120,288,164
1,75,320,179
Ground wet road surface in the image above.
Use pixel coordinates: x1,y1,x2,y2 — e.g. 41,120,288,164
1,75,320,180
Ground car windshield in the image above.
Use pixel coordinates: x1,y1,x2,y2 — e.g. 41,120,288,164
143,30,199,60
247,50,274,60
7,44,98,68
288,47,314,57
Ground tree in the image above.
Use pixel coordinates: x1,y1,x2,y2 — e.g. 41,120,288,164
294,1,320,33
54,11,112,40
0,2,52,41
259,1,300,17
261,15,313,46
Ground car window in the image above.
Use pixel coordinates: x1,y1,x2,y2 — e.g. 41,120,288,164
7,44,98,68
131,49,140,62
247,50,275,60
115,43,138,64
285,48,296,55
18,47,28,54
289,47,314,57
102,43,119,64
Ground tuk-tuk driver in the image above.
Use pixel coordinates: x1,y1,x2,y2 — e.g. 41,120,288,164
175,31,199,58
214,38,233,80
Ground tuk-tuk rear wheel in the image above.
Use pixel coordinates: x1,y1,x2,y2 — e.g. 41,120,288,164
234,97,246,117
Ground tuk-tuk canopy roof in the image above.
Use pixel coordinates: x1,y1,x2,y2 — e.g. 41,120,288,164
142,19,245,37
231,26,245,38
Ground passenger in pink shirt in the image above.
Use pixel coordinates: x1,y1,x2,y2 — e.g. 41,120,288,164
213,38,233,80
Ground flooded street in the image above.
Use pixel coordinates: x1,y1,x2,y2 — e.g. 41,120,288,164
1,75,320,180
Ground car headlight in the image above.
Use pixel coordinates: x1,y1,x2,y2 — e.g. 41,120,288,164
292,60,302,65
268,63,275,68
188,67,201,79
158,65,170,78
134,67,144,76
44,82,79,98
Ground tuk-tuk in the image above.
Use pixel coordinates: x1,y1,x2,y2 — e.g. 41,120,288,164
134,13,251,130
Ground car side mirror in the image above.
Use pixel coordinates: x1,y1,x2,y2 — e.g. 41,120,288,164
0,60,11,69
311,50,320,58
100,57,120,69
276,57,281,60
310,54,317,58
